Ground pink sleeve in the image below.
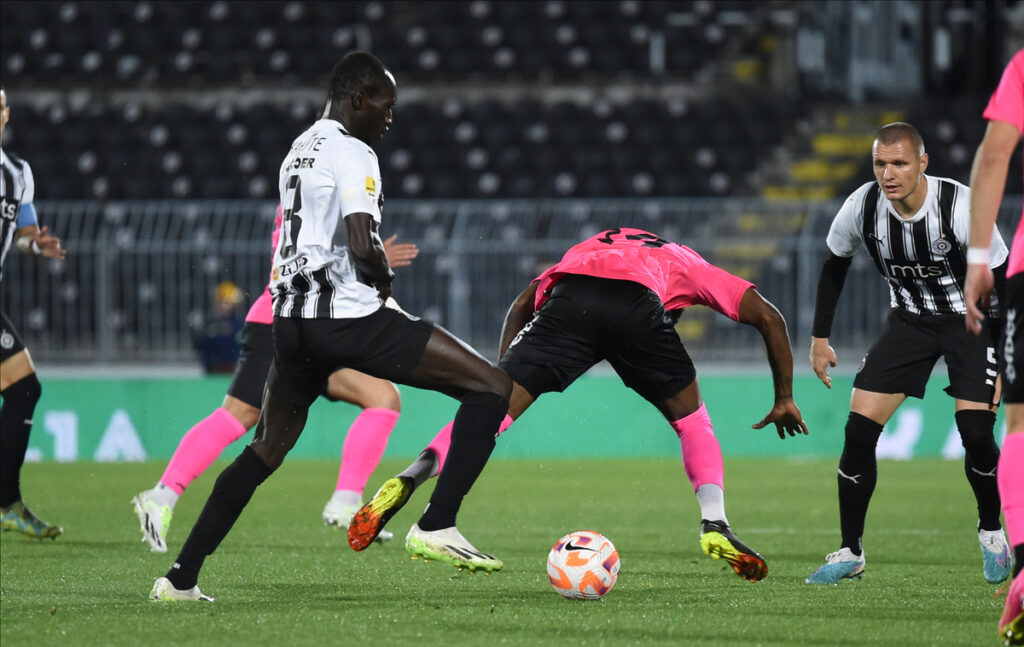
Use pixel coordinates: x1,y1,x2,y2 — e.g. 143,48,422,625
244,285,274,324
984,49,1024,135
683,261,754,321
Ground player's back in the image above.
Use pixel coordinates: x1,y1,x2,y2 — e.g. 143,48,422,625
536,228,753,320
271,120,384,319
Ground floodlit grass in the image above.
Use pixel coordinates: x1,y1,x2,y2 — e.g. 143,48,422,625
0,458,1007,646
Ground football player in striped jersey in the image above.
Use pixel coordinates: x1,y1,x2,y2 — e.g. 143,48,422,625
807,122,1011,585
150,53,511,602
0,88,66,540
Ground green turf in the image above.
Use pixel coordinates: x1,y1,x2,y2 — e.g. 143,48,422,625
0,458,1009,646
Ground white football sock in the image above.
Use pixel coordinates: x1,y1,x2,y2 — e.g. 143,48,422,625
696,484,727,525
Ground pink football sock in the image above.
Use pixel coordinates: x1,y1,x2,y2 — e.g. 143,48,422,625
998,432,1024,547
670,403,724,492
160,407,248,494
426,414,513,476
334,408,400,494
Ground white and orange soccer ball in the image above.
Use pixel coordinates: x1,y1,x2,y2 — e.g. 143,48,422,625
546,530,620,600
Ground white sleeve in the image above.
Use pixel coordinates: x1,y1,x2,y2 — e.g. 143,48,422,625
824,187,866,258
989,228,1010,268
21,160,35,205
334,142,381,222
951,183,1008,268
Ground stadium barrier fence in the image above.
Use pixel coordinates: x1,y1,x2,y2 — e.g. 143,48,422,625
6,196,1020,365
25,374,1005,462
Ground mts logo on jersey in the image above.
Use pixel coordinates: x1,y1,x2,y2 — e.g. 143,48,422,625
1,197,20,221
884,259,946,279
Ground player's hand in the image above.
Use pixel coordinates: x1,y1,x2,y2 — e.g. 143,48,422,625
964,263,994,336
35,226,66,260
752,399,809,439
810,337,836,389
377,281,392,301
382,234,418,268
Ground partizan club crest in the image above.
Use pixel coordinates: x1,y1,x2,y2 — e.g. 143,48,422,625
931,237,952,255
0,330,14,349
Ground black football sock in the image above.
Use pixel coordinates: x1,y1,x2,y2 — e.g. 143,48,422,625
954,410,1002,532
1014,544,1023,578
398,448,440,489
0,374,41,508
837,412,883,556
166,446,272,589
418,391,507,531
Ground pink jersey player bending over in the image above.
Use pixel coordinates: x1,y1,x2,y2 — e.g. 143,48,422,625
348,227,808,581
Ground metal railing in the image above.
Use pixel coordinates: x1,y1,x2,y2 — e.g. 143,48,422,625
3,197,1020,367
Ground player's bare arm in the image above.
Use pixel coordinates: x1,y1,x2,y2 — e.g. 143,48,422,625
498,282,538,358
736,287,809,438
345,212,394,299
14,224,65,260
965,119,1019,334
810,252,852,387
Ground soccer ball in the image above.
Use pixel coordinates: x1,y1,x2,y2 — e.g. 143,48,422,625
546,530,620,600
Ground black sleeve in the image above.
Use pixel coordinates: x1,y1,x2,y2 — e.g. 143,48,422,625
992,260,1008,316
812,252,853,339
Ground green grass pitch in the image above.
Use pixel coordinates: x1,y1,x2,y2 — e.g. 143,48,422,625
0,457,1007,646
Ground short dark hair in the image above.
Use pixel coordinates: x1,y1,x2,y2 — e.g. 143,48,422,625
875,122,925,157
327,52,390,104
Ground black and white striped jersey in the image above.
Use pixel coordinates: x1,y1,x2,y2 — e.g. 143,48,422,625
270,119,384,319
826,175,1008,316
1,148,36,280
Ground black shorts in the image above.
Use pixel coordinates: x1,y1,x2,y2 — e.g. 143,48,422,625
269,306,434,407
0,310,27,363
1001,274,1024,404
499,274,696,405
854,308,998,403
225,321,275,409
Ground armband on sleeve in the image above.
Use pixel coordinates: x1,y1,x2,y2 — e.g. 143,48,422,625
812,252,853,338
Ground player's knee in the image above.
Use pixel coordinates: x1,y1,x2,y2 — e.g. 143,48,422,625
1,372,41,409
844,412,883,454
955,409,997,453
481,368,512,402
367,381,401,411
248,441,288,472
461,390,510,417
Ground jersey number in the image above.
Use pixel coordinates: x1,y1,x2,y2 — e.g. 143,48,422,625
281,174,302,258
596,228,670,248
